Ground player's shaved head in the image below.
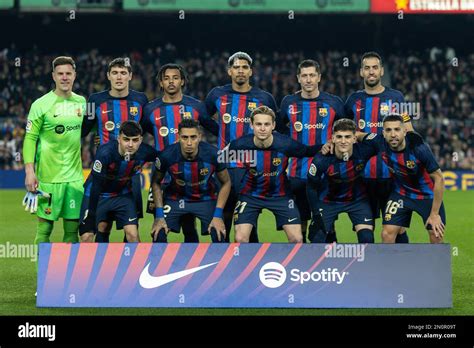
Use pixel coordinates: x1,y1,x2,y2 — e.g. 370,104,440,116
228,51,253,67
382,114,404,125
52,56,76,71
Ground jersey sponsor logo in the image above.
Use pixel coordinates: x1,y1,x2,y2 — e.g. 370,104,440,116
200,167,209,176
272,158,282,166
248,102,257,111
129,106,138,116
55,125,65,134
105,121,115,131
176,179,186,186
294,121,303,132
222,113,232,124
159,126,170,137
26,120,32,132
319,108,328,117
358,119,383,129
93,160,102,173
139,262,219,289
406,160,416,169
309,163,317,176
232,116,251,123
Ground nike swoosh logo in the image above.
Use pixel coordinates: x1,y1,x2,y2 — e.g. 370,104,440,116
139,262,218,289
128,217,137,221
53,114,60,117
356,108,365,112
290,111,302,114
102,110,113,114
221,102,231,105
288,218,298,222
364,218,372,222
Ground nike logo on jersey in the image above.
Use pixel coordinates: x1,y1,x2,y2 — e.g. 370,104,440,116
221,102,232,106
290,111,302,114
53,114,60,117
102,110,113,114
356,108,365,112
139,262,219,289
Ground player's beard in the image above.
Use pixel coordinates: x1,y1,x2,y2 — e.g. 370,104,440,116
365,77,380,88
234,77,248,86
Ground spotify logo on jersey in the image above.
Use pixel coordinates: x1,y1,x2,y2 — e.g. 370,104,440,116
55,125,65,134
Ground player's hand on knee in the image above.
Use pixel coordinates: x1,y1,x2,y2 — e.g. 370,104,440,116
151,218,168,242
426,214,445,239
209,218,226,241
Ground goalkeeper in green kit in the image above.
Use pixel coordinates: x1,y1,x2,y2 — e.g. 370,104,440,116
22,56,86,244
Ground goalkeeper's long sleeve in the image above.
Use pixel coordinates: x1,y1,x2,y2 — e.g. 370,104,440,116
23,133,38,164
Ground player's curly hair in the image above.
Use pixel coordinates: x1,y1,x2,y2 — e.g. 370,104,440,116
157,63,187,89
250,105,276,123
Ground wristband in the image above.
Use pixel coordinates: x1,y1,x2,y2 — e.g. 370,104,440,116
213,207,223,218
155,207,164,218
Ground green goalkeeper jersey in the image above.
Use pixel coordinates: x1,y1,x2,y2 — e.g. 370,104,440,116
23,90,86,183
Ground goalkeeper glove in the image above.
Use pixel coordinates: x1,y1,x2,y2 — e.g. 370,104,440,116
22,190,50,213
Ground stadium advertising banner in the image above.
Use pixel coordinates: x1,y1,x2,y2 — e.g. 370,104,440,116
0,0,14,9
37,243,451,308
123,0,370,12
371,0,474,13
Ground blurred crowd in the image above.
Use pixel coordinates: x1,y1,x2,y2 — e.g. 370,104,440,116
0,44,472,170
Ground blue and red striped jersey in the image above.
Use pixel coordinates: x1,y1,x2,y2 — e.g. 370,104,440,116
141,95,217,152
156,142,226,202
307,139,378,203
82,90,148,144
365,133,440,200
344,87,410,180
229,133,321,199
279,91,345,180
84,140,159,214
205,84,277,151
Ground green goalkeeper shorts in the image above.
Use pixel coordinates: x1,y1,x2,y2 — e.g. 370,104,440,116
37,180,84,221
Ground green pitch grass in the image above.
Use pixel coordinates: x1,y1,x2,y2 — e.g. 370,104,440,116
1,190,473,316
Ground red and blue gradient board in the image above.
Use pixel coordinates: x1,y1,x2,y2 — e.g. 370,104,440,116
37,243,451,308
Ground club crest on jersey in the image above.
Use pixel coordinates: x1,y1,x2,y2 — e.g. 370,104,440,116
380,103,390,116
406,160,416,169
129,106,138,116
248,102,257,111
159,126,169,137
105,121,115,131
309,163,317,176
356,163,364,171
319,108,328,117
358,119,366,130
183,111,192,119
200,168,209,176
44,208,51,215
273,158,282,166
223,113,232,124
294,121,303,132
76,108,83,117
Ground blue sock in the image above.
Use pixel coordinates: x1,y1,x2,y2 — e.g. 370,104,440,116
396,232,409,243
95,232,110,243
357,229,374,243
